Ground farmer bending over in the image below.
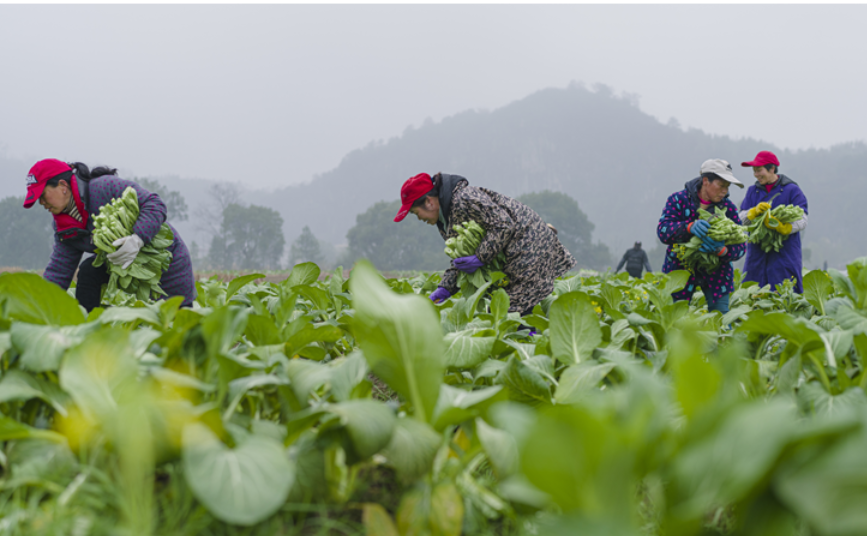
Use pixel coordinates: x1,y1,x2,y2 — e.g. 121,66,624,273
394,172,576,317
738,150,809,293
23,158,196,311
656,159,746,314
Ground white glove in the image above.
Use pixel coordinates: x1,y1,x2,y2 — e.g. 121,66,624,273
107,234,145,270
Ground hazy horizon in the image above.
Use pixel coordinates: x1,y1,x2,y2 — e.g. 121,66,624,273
2,4,866,190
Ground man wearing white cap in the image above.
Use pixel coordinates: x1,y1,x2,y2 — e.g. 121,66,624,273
656,159,746,313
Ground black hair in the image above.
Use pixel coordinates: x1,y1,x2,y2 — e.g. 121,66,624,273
763,163,778,174
45,162,117,188
70,162,118,180
634,241,642,248
45,171,72,189
410,173,441,210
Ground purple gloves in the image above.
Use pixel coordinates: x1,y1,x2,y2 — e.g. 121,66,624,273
430,287,451,304
453,255,484,274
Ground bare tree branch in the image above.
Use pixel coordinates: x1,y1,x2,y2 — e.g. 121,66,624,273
193,182,244,237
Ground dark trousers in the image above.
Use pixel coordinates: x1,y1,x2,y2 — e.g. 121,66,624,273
76,256,110,312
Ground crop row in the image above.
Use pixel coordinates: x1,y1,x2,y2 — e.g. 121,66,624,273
0,258,866,535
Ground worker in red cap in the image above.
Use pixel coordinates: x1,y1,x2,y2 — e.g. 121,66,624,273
394,172,576,317
23,158,196,311
738,150,809,293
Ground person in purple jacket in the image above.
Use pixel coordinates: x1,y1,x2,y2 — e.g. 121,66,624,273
23,158,197,311
738,150,809,293
657,159,747,314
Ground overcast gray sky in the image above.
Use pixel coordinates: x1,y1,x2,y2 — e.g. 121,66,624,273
1,4,865,190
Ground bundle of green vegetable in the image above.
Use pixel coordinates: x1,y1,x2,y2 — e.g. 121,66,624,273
746,203,804,253
444,221,508,295
673,207,747,273
92,187,174,306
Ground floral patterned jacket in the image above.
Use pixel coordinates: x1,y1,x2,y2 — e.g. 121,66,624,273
436,175,576,313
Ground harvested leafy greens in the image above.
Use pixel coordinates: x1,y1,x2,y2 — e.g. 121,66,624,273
92,186,174,306
444,220,508,295
746,203,804,253
673,206,747,273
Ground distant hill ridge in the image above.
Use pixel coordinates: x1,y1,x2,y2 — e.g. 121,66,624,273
257,84,866,268
2,84,864,268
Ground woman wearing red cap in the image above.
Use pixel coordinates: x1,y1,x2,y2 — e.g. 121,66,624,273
394,172,576,316
23,158,196,311
738,150,809,293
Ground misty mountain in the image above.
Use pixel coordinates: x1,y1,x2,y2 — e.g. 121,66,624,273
254,84,865,269
2,84,864,270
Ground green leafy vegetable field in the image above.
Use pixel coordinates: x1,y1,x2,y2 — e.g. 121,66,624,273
1,257,866,535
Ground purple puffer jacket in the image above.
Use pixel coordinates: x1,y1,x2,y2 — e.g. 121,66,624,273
738,174,808,293
656,177,746,303
43,175,197,306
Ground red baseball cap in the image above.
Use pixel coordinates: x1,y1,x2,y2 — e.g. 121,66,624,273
24,158,72,208
741,150,780,168
394,173,434,222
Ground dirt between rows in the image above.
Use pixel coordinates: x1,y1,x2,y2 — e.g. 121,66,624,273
193,269,428,284
2,268,435,287
194,270,350,284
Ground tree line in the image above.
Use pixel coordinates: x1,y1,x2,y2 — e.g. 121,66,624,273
0,179,609,272
251,84,867,271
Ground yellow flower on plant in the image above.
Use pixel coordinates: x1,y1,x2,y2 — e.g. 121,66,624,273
450,427,472,459
56,406,98,452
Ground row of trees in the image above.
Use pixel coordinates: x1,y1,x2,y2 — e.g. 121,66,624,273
0,179,314,271
0,178,612,273
338,189,612,271
188,183,327,271
162,181,613,272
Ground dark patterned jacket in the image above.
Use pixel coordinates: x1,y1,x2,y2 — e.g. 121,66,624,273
43,175,197,306
656,177,745,303
435,174,576,313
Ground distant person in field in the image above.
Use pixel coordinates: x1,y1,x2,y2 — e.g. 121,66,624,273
394,172,576,316
657,159,746,314
616,241,652,278
738,150,809,293
23,159,196,312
